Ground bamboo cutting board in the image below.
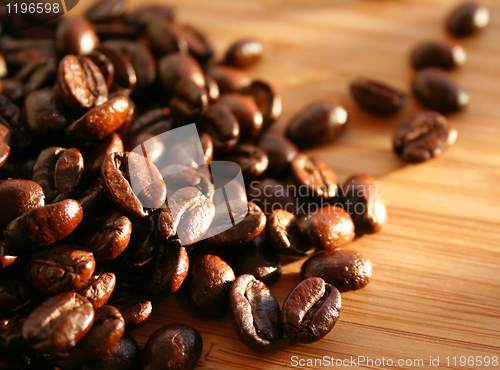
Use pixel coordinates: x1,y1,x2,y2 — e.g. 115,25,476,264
86,0,500,368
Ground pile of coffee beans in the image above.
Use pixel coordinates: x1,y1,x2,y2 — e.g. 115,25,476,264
0,0,489,369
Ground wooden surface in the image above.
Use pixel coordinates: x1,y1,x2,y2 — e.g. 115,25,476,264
90,0,500,368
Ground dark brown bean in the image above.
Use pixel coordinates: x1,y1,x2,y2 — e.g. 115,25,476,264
181,24,215,63
56,17,99,55
85,132,124,179
204,74,220,102
160,164,214,200
218,92,263,140
0,79,24,103
350,77,407,115
280,277,341,343
411,41,466,70
145,17,188,56
0,314,27,353
116,217,157,269
17,58,57,95
446,2,490,36
0,123,11,168
96,44,137,93
297,205,355,250
229,274,282,352
198,103,240,153
393,111,457,163
412,68,469,114
224,39,264,69
80,334,141,370
169,78,209,125
85,0,126,23
76,271,116,308
0,179,45,230
206,64,251,94
257,133,298,178
86,50,115,90
4,199,83,251
223,144,269,178
109,292,152,329
243,80,281,127
123,6,175,25
267,209,313,257
290,155,338,200
0,277,32,316
142,324,203,370
301,250,373,292
189,254,235,318
285,101,348,149
22,292,94,354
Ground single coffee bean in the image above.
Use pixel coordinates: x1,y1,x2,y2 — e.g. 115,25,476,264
257,132,298,178
229,274,282,352
92,22,140,41
223,144,269,178
4,199,83,251
243,80,281,127
412,67,469,114
189,254,235,318
198,103,240,153
96,43,137,93
76,271,116,308
181,24,215,63
290,155,338,200
22,292,94,354
280,277,341,343
340,174,387,235
86,50,115,90
247,178,297,215
0,123,11,168
57,54,108,111
0,179,45,230
85,132,124,179
108,292,152,329
142,324,203,370
161,164,214,200
0,277,32,316
204,74,220,102
411,41,466,70
0,79,24,103
80,334,141,370
224,39,264,69
101,151,167,218
85,212,132,263
56,305,125,362
218,92,263,140
446,2,489,36
56,16,99,56
85,0,126,23
350,77,407,115
301,250,373,292
145,17,188,56
76,181,113,222
206,64,251,94
393,111,457,163
26,244,96,294
285,101,348,149
267,209,314,258
297,205,355,250
169,78,209,125
117,216,157,269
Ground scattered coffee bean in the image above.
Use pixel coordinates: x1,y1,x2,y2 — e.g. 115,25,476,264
79,334,141,370
243,80,281,127
446,2,490,36
76,271,116,308
350,77,407,115
267,209,314,257
257,132,298,178
109,292,152,329
206,64,251,94
291,154,338,200
56,17,99,56
224,39,264,69
411,41,466,70
0,179,45,230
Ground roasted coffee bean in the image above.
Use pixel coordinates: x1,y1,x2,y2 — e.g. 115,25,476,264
206,64,251,94
248,178,297,215
23,88,69,140
85,212,132,263
176,25,212,64
26,245,96,294
2,38,56,68
85,0,126,23
145,17,188,56
0,278,32,316
200,132,214,165
280,277,341,343
123,5,175,25
161,164,214,199
76,182,112,222
144,244,189,296
76,271,116,308
80,334,141,370
223,144,268,178
412,67,469,114
22,292,94,354
101,151,166,218
57,55,108,111
56,305,125,362
0,179,45,230
285,101,348,149
0,79,24,103
170,79,209,125
218,92,263,140
4,199,83,251
267,209,313,258
301,250,372,292
411,41,466,70
341,174,387,235
189,254,235,318
117,217,157,269
257,133,298,178
290,155,338,200
224,39,264,69
126,107,171,139
229,274,282,352
204,74,220,102
0,314,27,353
0,53,7,78
198,103,239,153
92,22,140,40
446,2,489,36
32,147,84,203
86,50,115,90
56,16,100,56
108,292,152,329
0,123,11,167
142,324,203,370
243,80,281,127
393,111,457,163
85,132,124,179
66,95,132,141
17,58,57,95
297,205,355,250
96,44,137,93
350,77,407,115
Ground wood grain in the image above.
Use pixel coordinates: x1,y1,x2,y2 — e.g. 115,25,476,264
89,0,500,368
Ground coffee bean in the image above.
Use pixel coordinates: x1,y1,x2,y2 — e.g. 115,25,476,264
341,174,387,235
243,80,281,127
169,78,209,125
85,0,126,23
17,58,57,95
142,324,203,370
22,292,94,354
76,271,116,308
96,43,137,93
189,254,235,318
350,77,407,115
93,22,140,41
123,6,175,26
285,101,348,149
26,244,96,294
267,209,313,258
85,132,124,179
290,155,338,200
393,111,457,163
223,144,269,178
247,178,297,215
198,103,240,153
56,17,99,56
4,199,83,250
411,41,466,70
0,123,11,168
218,92,263,140
86,50,115,90
57,55,108,111
204,74,220,102
145,17,188,56
229,274,282,352
0,179,45,230
301,250,373,292
412,68,469,114
181,24,215,63
109,292,152,329
76,181,112,222
101,151,166,218
224,39,264,69
0,314,27,353
0,79,24,103
257,133,298,178
0,53,7,78
206,64,251,94
0,242,17,269
446,2,489,36
80,334,141,370
280,277,341,343
161,164,214,200
297,205,355,250
0,277,33,316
